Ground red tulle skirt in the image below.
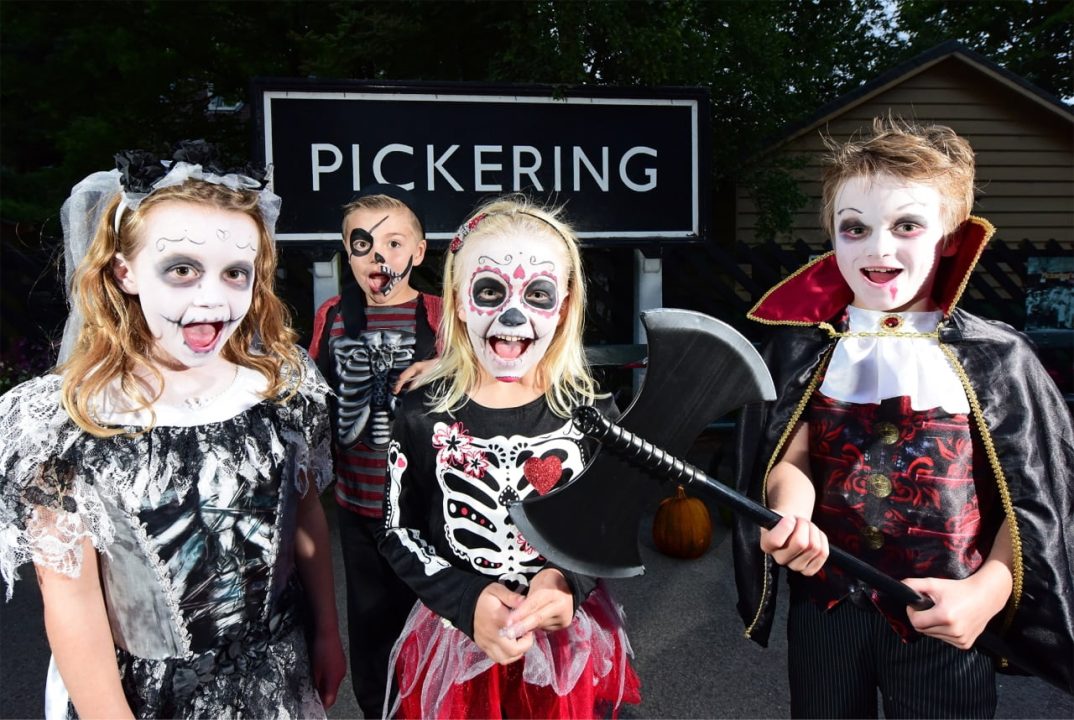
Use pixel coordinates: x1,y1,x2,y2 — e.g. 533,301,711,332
385,582,641,719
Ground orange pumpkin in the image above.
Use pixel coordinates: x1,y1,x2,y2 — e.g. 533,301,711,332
652,484,712,559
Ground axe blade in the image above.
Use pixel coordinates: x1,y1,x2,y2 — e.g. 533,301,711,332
510,309,775,577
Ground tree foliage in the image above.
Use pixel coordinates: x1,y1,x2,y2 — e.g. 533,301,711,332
890,0,1072,99
0,0,1067,232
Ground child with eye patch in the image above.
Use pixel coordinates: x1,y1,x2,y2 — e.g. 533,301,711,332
377,197,641,719
0,144,346,718
308,183,442,717
732,117,1074,716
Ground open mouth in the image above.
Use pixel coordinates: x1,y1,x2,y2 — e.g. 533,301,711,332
489,334,533,361
368,272,391,293
369,263,405,295
182,320,226,353
861,267,902,285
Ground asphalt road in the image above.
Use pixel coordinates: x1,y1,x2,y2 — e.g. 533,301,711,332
3,482,1071,719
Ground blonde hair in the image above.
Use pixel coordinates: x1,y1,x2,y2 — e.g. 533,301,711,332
419,197,597,418
821,116,976,238
60,180,302,437
341,195,423,239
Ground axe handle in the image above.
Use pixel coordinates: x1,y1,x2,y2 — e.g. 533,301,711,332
574,406,934,611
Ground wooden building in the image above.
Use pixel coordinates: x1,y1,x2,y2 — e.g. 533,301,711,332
736,41,1074,246
660,42,1072,393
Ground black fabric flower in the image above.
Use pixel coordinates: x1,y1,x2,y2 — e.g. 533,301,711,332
114,149,167,193
234,161,268,187
114,140,269,192
171,139,223,173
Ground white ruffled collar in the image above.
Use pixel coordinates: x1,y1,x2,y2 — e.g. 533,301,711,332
818,306,970,414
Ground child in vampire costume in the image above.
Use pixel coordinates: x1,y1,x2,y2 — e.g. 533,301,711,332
308,184,441,717
732,118,1074,717
378,198,640,719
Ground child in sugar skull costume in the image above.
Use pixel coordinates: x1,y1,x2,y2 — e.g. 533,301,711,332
732,117,1074,717
378,197,641,719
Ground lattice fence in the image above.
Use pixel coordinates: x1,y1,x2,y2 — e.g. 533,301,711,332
656,237,1073,394
660,238,1072,336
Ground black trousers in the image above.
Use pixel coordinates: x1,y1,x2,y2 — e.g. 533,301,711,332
787,598,996,719
337,507,416,718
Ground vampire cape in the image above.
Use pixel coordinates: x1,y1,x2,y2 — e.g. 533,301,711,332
732,217,1074,693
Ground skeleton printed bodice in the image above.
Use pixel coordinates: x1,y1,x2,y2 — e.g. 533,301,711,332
380,388,615,637
330,329,416,449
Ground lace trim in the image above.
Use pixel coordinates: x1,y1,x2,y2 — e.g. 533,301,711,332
0,366,331,599
1,482,115,600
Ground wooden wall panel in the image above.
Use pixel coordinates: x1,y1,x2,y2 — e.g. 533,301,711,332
735,56,1073,246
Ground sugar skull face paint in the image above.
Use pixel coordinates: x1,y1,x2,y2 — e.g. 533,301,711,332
456,231,569,383
114,201,258,368
343,207,425,305
833,174,954,313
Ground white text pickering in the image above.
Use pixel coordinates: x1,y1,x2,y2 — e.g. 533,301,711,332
310,143,659,194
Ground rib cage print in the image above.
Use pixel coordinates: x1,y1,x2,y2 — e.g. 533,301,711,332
332,330,415,449
432,418,585,588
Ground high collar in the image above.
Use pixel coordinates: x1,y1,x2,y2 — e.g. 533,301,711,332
747,216,995,326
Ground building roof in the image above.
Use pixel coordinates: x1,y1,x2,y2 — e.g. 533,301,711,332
769,40,1073,152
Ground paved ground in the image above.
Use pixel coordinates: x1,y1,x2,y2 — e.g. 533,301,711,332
3,447,1071,718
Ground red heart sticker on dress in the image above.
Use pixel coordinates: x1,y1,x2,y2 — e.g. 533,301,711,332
523,456,562,495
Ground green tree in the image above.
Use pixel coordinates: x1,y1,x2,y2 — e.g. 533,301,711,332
4,0,1065,235
889,0,1073,99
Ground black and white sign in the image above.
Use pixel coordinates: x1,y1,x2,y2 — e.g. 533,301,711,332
252,80,709,245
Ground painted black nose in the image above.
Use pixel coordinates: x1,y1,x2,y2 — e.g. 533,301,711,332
374,252,385,264
499,308,527,327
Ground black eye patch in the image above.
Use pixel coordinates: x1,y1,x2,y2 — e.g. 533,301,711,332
349,228,374,256
347,214,390,256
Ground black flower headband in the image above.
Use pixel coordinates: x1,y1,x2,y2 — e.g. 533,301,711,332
111,140,276,233
115,139,269,194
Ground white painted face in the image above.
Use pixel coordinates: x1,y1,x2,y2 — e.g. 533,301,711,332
456,229,569,383
114,200,259,368
833,174,955,313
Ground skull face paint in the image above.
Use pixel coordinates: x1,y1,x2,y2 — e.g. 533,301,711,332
456,231,569,383
343,207,425,305
114,200,258,368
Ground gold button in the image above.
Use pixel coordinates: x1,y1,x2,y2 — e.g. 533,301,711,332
862,525,885,550
868,473,892,498
876,422,899,445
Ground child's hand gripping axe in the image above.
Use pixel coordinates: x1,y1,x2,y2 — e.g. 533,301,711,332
509,309,1039,683
508,308,930,608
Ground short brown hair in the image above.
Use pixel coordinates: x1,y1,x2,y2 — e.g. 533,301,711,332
820,116,976,238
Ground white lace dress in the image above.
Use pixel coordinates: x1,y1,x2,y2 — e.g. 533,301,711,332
0,362,332,719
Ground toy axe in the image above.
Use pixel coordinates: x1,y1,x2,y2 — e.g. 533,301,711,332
510,308,1045,685
509,308,931,608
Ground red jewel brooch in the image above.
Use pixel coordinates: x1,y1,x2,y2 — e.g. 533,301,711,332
880,314,904,331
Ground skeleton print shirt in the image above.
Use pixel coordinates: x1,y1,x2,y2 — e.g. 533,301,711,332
311,292,440,517
380,387,615,638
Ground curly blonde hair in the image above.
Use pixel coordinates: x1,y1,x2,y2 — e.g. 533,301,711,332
60,180,301,436
821,116,976,239
419,196,598,418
